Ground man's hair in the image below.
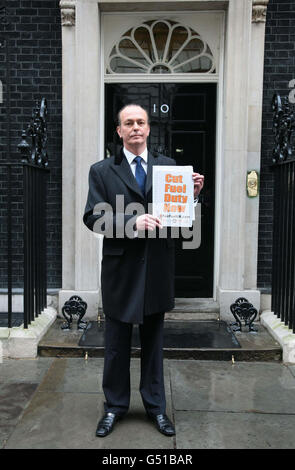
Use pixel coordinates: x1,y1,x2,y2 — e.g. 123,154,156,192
117,103,150,126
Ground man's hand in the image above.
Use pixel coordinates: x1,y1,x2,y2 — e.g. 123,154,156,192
136,214,163,231
193,172,204,198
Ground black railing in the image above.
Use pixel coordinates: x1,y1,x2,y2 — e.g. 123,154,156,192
271,94,295,333
0,98,49,328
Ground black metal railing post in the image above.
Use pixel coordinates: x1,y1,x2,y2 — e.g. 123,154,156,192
23,162,29,329
0,97,49,328
35,165,40,318
289,160,295,333
7,163,12,328
291,167,295,332
22,162,50,328
42,168,48,312
21,97,49,328
271,161,279,319
271,93,295,333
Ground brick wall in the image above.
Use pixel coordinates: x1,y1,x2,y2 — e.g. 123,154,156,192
257,0,295,291
0,0,62,289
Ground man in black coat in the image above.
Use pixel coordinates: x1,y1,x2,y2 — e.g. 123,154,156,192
83,104,204,437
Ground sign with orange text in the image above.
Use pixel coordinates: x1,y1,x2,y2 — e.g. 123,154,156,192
153,166,194,227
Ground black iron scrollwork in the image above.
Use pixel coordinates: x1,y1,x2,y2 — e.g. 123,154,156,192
230,297,258,332
0,2,9,25
17,97,49,167
272,93,295,163
61,296,88,330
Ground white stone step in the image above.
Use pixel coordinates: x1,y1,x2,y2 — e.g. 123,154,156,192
165,311,219,321
173,298,220,313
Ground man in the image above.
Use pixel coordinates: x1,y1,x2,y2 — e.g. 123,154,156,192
83,104,204,438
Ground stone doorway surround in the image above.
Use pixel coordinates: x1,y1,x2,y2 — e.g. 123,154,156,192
58,0,269,322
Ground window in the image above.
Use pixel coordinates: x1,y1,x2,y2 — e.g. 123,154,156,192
106,19,215,75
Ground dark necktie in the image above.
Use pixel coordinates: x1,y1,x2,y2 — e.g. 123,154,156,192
134,156,146,196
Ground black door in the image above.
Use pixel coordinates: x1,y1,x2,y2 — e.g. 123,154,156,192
105,83,216,297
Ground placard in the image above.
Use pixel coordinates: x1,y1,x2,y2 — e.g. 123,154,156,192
153,166,194,227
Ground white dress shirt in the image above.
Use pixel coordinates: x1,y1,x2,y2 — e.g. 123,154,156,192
123,147,148,176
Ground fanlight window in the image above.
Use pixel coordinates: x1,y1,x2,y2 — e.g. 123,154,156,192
107,19,215,74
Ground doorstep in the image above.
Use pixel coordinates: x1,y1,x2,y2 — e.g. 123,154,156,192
38,316,282,362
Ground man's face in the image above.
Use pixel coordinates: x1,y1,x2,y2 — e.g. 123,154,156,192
116,106,150,152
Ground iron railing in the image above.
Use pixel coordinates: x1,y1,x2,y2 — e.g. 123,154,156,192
0,98,49,328
271,93,295,333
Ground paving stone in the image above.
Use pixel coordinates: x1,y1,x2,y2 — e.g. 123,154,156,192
0,360,50,448
288,365,295,378
38,358,103,393
0,381,39,448
4,357,295,450
0,425,15,449
4,391,174,449
4,391,102,449
0,358,53,383
170,360,295,414
174,410,295,449
38,358,170,395
0,382,38,423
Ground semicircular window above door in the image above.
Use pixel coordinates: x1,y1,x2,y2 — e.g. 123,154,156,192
106,19,216,75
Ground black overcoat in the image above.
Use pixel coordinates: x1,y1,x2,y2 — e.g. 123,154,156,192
83,149,175,324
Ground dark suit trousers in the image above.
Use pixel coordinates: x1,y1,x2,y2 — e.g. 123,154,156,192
102,312,166,417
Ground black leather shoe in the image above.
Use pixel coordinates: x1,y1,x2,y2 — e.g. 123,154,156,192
147,413,175,436
95,412,121,437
